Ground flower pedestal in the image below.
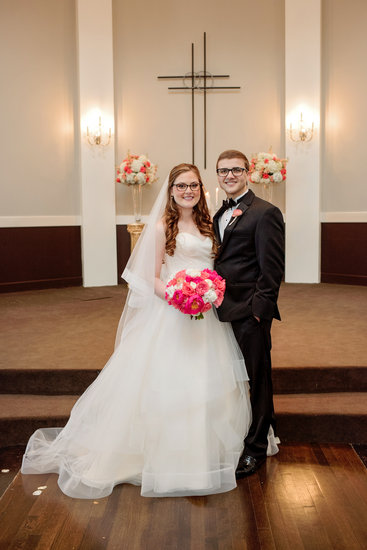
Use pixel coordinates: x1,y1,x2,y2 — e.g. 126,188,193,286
262,183,273,203
127,223,144,253
131,184,143,223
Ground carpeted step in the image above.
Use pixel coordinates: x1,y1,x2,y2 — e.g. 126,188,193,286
0,392,366,448
0,395,78,447
1,366,366,395
275,392,367,444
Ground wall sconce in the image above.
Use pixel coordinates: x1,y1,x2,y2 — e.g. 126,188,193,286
86,115,112,147
288,112,314,143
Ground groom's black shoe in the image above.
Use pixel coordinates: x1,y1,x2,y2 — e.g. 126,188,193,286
236,455,266,478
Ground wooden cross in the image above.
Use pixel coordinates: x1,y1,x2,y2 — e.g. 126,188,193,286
158,32,240,169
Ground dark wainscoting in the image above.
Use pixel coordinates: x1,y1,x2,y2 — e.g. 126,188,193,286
0,227,83,293
321,223,367,285
116,225,131,284
2,223,366,292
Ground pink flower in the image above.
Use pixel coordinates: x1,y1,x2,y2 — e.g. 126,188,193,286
183,295,204,315
166,277,177,287
202,269,217,281
116,178,121,183
215,279,226,293
171,290,185,307
182,282,196,296
264,158,269,164
140,167,146,173
232,209,243,217
214,295,224,307
195,280,210,295
202,303,212,312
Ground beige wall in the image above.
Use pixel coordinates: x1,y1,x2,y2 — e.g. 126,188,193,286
113,0,285,215
0,0,79,217
322,0,367,213
2,0,366,221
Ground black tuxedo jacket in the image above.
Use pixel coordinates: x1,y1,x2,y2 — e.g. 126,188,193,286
213,189,285,322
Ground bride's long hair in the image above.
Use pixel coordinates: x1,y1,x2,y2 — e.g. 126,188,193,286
163,163,217,256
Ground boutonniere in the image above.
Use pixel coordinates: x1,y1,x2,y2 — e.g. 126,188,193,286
228,209,243,227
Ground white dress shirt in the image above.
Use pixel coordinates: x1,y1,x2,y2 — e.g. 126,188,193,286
218,190,249,241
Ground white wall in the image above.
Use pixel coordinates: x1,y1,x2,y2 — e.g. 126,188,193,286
113,0,285,215
0,0,79,217
321,0,367,214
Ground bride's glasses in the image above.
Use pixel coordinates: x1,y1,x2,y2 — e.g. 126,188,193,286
216,167,247,177
172,182,202,192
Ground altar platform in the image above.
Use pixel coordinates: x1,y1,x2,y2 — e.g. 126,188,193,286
0,283,366,447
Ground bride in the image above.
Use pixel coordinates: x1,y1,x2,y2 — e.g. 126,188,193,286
21,163,252,498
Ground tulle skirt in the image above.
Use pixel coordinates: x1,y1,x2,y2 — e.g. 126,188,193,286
21,297,252,498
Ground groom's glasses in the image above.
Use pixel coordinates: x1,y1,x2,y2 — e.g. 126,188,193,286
172,182,202,192
216,167,247,177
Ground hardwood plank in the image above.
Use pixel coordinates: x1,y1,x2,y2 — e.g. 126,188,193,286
0,445,366,550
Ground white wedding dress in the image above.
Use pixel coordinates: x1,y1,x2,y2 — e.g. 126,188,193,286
21,233,251,498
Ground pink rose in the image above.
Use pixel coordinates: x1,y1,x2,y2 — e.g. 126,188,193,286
196,281,210,295
232,209,243,218
182,282,196,296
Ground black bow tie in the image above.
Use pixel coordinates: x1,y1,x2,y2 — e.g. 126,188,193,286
222,198,240,209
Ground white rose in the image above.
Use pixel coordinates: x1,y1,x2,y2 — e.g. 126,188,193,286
267,160,279,173
131,159,143,172
136,172,146,185
203,289,218,303
255,161,265,171
250,171,261,183
166,286,175,298
272,172,283,183
126,173,135,184
190,282,197,289
205,278,213,287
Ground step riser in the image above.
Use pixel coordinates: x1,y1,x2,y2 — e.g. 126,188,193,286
1,414,366,448
1,367,366,395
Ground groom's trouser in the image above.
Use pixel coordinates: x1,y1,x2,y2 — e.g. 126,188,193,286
231,316,275,459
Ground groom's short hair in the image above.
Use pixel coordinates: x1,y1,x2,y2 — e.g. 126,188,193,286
216,150,250,171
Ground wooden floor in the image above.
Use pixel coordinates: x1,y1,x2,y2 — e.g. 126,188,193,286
0,444,366,550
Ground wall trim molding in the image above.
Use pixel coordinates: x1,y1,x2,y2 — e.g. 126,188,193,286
320,212,367,223
1,212,366,228
0,216,82,227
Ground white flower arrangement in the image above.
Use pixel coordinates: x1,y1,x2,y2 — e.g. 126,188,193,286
116,153,157,186
248,151,287,185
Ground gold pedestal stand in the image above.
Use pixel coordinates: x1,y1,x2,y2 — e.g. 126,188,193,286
127,223,144,253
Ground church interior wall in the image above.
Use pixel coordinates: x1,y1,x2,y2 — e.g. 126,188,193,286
321,0,367,214
113,0,285,215
0,0,366,290
0,0,79,219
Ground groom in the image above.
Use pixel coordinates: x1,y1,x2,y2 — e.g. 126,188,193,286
213,149,285,476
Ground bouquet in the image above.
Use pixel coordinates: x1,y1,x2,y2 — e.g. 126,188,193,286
116,153,157,186
248,151,287,185
165,268,226,320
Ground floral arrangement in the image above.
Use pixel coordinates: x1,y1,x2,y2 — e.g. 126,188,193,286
248,152,287,185
165,268,226,320
116,153,157,186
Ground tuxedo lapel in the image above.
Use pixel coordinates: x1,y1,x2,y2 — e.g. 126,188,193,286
216,189,255,258
213,204,227,243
